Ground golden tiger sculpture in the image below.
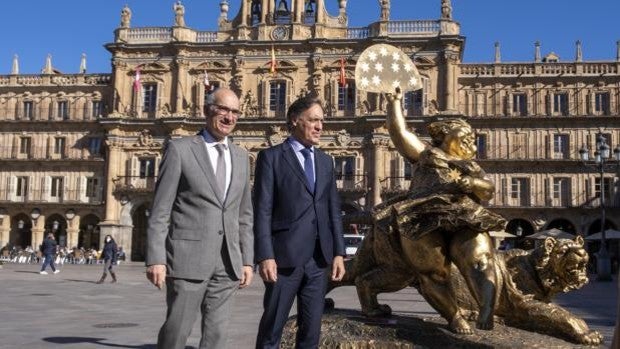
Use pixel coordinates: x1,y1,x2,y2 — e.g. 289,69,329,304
328,235,602,345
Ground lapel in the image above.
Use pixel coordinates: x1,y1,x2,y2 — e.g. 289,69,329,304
313,149,329,196
281,141,314,195
189,135,224,206
225,141,245,207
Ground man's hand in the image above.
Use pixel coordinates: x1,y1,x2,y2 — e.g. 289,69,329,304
239,265,254,288
146,264,167,290
259,259,278,283
331,256,345,281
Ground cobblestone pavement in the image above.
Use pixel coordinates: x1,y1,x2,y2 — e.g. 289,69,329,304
0,262,616,348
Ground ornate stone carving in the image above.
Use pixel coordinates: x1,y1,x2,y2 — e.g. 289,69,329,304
240,91,259,117
335,130,351,147
135,130,156,147
267,125,285,146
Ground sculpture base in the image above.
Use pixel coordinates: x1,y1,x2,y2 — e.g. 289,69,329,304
280,309,596,348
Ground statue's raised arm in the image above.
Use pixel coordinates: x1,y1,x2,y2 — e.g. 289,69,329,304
386,88,426,162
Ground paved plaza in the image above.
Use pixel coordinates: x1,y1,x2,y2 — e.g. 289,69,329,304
0,262,617,348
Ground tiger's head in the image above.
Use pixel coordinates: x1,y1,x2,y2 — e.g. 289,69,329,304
535,236,589,295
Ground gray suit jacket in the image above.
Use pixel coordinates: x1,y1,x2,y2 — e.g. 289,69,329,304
146,135,253,280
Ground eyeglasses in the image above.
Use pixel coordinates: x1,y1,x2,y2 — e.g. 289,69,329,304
210,103,241,118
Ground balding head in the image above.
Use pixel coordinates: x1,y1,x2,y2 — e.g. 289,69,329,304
204,88,241,141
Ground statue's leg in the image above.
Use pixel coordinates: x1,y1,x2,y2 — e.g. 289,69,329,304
355,267,413,317
402,232,472,334
449,230,497,330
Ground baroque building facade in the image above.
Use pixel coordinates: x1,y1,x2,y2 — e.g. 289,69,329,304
0,0,618,261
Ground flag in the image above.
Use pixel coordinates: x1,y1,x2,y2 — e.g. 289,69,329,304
339,57,347,88
270,45,276,75
204,71,211,91
133,67,141,93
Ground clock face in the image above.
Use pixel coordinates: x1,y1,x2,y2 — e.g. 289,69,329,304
271,26,289,41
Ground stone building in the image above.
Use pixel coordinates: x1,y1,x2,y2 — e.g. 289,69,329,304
0,0,618,261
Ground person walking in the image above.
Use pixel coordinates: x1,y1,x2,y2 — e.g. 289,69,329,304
254,95,346,349
39,233,59,275
146,87,254,349
96,235,118,284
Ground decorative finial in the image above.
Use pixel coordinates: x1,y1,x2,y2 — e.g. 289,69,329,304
534,41,541,63
80,53,87,74
575,40,582,62
174,1,186,27
494,42,501,63
441,0,452,20
219,0,229,18
120,4,132,28
616,40,619,62
43,54,53,74
11,54,19,75
379,0,390,21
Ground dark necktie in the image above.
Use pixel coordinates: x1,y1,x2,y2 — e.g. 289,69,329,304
215,144,227,200
300,147,315,192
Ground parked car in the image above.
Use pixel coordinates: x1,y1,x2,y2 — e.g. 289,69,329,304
343,234,365,258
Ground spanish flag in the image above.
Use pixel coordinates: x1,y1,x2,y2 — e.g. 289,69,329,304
270,46,276,75
133,67,141,93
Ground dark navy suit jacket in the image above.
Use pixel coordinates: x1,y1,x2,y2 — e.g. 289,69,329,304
253,141,346,268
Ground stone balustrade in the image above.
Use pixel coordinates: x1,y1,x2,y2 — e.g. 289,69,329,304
126,27,172,43
461,61,620,77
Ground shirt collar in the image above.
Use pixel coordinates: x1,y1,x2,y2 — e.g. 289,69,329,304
201,129,228,149
287,136,313,153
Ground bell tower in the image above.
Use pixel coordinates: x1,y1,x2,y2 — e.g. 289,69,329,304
220,0,348,41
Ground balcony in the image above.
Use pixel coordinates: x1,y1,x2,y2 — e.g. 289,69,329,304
0,189,102,204
0,105,107,121
0,146,104,161
381,176,412,196
335,174,368,194
113,176,157,194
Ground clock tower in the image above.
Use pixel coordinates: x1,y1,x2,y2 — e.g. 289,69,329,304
218,0,348,41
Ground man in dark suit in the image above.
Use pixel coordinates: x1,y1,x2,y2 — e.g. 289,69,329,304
146,88,254,349
254,95,346,348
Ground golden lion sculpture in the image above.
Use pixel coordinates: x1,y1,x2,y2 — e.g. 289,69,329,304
452,236,601,344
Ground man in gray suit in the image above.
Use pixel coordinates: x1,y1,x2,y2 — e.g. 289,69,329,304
146,87,254,349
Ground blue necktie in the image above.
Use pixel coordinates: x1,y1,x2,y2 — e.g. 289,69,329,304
300,148,315,192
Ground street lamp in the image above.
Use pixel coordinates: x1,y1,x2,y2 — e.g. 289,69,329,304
579,133,620,281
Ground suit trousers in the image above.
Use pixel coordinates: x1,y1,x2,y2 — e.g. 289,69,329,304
157,241,239,349
255,242,328,349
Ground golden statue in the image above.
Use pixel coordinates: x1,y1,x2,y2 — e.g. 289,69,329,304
327,89,602,345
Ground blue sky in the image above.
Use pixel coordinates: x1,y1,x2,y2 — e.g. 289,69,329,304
2,0,619,74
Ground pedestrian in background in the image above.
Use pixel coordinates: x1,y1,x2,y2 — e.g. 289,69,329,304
96,235,118,284
39,233,59,275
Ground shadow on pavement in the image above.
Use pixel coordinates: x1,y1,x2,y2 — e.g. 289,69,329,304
63,278,98,284
13,270,41,274
42,337,158,348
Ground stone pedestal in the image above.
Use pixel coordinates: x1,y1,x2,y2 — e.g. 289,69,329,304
280,309,596,349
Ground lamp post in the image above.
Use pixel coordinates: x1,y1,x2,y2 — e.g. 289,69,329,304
579,133,620,281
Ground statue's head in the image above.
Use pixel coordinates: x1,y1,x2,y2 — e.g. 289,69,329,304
428,118,476,160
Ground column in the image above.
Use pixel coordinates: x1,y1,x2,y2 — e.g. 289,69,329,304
103,142,122,224
260,0,268,23
443,51,459,113
66,215,81,249
367,134,390,207
31,215,46,251
174,58,189,114
0,215,9,248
